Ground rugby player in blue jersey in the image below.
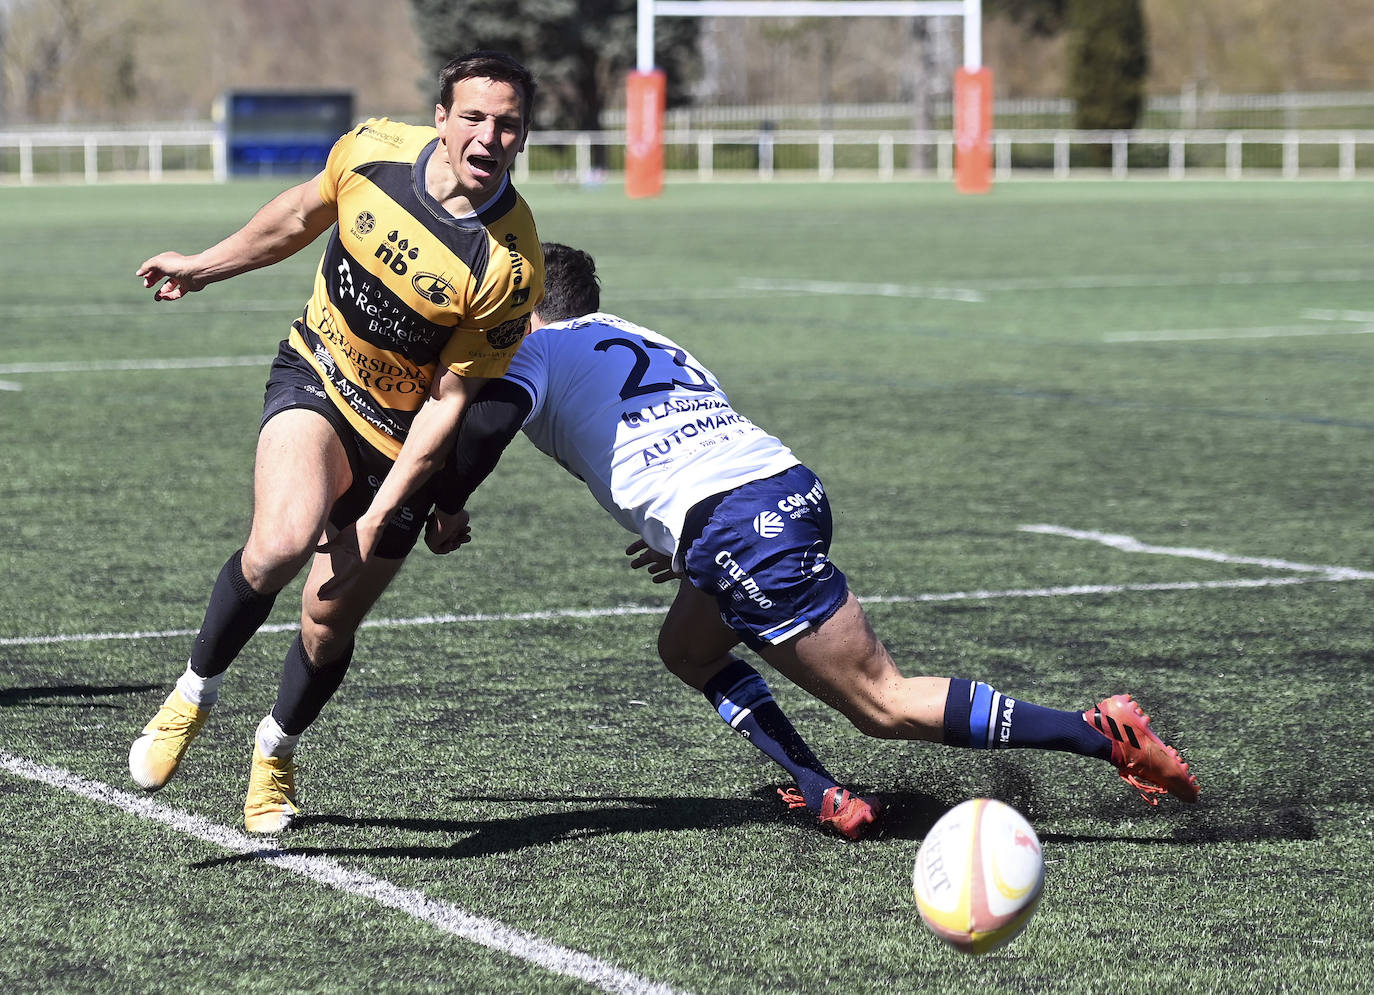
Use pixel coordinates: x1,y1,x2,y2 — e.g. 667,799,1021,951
424,244,1200,839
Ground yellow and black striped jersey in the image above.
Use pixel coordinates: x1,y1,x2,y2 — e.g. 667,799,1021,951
288,117,543,459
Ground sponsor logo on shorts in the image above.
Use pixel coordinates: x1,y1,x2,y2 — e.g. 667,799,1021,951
801,540,836,582
778,478,826,519
753,510,785,538
714,549,775,609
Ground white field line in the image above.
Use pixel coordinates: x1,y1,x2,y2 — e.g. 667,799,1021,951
1019,524,1374,580
1302,308,1374,323
0,301,300,318
859,574,1330,606
972,269,1374,293
5,526,1372,648
0,379,21,391
0,605,668,648
0,752,689,995
0,356,271,375
734,277,985,303
737,269,1374,303
1104,325,1374,343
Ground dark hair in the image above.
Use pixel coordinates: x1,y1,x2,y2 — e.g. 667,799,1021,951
438,50,537,125
536,243,600,323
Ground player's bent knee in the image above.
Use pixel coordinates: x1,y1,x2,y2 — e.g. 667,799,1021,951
243,535,316,589
300,620,354,669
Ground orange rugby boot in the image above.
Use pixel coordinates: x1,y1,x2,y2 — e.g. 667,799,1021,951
1085,693,1200,805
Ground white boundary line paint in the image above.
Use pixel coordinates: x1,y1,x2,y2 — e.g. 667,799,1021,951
1019,524,1374,580
0,379,22,391
0,605,669,648
1302,308,1374,323
736,270,1374,301
4,526,1371,648
0,356,271,375
859,574,1328,606
971,269,1374,293
734,277,985,303
0,752,689,995
1104,325,1374,343
0,302,300,318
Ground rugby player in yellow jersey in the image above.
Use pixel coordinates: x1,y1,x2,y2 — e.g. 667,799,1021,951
128,51,544,833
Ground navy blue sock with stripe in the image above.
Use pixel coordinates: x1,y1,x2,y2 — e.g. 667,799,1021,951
942,678,1113,759
702,659,839,811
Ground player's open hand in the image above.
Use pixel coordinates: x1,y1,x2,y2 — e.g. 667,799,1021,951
625,539,680,584
136,251,205,300
426,507,473,555
315,516,385,599
315,525,364,600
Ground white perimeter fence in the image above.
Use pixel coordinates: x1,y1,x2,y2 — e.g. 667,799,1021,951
3,126,1373,185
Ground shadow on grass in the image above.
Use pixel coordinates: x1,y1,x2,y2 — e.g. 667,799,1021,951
191,784,950,868
188,779,1320,870
0,682,159,708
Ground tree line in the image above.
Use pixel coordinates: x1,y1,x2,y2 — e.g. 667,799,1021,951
1,0,1369,128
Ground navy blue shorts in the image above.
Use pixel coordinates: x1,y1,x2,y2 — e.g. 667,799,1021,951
680,464,850,651
261,342,434,560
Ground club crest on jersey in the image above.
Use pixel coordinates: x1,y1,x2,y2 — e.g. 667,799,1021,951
753,510,785,538
351,211,376,238
486,314,529,349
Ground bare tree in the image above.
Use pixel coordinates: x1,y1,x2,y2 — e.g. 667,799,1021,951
904,16,956,171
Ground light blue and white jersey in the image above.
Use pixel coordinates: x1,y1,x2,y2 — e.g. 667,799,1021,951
500,312,799,560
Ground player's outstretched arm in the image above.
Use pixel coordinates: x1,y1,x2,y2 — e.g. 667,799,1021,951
136,172,335,300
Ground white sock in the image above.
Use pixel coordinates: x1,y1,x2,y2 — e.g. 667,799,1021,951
176,666,223,707
255,714,300,759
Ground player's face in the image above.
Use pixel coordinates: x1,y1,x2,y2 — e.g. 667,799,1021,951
434,77,528,203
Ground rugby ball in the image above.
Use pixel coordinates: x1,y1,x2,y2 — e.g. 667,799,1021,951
911,798,1044,954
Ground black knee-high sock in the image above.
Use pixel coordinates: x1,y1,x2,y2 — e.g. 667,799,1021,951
189,549,278,678
270,634,354,736
702,659,839,811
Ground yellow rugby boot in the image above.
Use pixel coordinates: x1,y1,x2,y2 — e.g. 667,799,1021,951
129,689,211,791
243,744,299,834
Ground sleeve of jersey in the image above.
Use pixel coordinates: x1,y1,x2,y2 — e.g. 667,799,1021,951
316,126,361,206
437,234,545,380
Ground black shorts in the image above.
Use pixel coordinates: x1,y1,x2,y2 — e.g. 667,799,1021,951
260,342,435,559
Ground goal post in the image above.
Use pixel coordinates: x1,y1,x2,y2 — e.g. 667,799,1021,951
628,0,991,196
